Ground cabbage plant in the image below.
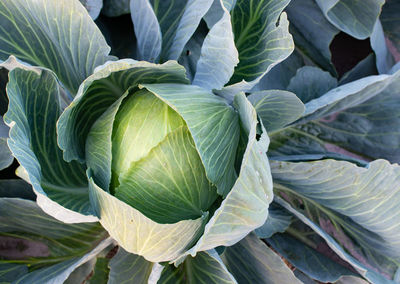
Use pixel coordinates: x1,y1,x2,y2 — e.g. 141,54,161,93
0,0,400,283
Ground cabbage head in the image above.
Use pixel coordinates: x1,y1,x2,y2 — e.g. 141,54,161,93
55,59,273,262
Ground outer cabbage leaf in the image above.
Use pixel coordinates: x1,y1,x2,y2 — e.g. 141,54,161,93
88,174,207,263
286,0,339,75
272,159,400,282
79,0,103,19
0,0,114,94
287,66,338,104
58,59,189,163
270,70,400,162
254,203,292,239
267,233,357,283
4,65,96,223
315,0,385,39
0,198,109,283
221,233,302,284
381,0,400,61
192,0,238,91
158,250,236,284
131,0,214,62
248,90,305,133
108,248,154,284
175,93,273,261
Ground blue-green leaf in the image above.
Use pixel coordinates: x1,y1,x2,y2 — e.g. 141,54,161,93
159,250,236,284
4,66,96,222
79,0,103,20
286,0,339,75
130,0,162,62
221,233,302,284
338,54,378,85
272,159,400,282
287,66,338,104
131,0,214,63
270,70,400,162
254,203,292,239
315,0,385,39
380,0,400,61
108,248,153,284
58,59,188,163
248,90,305,133
267,233,357,283
370,20,396,74
192,0,238,91
0,0,114,94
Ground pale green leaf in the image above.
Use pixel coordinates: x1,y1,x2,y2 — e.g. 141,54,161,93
4,67,96,222
248,90,305,133
0,0,114,94
140,83,239,197
159,250,237,284
275,197,393,284
58,59,188,163
315,0,385,39
221,233,302,284
88,175,207,263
